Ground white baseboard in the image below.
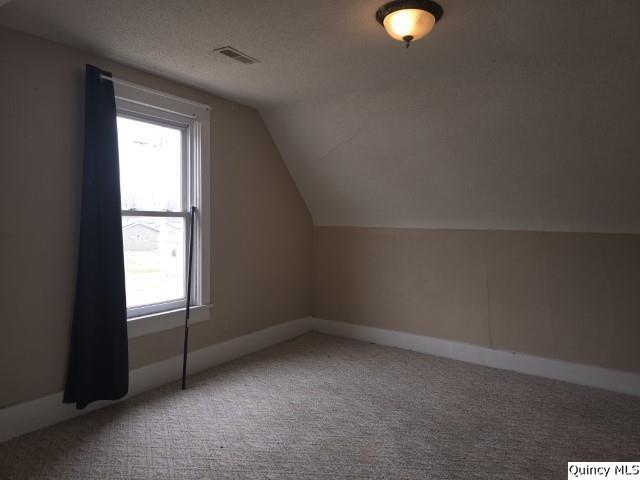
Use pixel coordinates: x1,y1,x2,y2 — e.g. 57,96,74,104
4,315,637,443
311,318,640,397
0,316,312,443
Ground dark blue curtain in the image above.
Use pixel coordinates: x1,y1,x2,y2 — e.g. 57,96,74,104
63,65,129,409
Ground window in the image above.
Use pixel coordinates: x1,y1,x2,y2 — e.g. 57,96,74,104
114,80,210,324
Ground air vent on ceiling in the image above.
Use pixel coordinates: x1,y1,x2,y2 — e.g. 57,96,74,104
214,46,259,65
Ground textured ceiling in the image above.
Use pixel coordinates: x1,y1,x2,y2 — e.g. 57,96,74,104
2,0,640,233
0,0,392,106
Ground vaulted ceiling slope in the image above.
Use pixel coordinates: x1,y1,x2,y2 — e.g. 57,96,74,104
2,0,639,233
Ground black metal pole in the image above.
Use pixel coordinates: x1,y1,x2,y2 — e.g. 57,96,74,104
181,206,196,390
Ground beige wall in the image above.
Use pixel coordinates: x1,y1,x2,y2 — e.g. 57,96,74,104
0,27,312,408
312,227,640,374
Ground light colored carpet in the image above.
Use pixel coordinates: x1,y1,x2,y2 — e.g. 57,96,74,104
1,332,639,479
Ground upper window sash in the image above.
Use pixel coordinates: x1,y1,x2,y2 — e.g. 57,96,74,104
117,111,188,214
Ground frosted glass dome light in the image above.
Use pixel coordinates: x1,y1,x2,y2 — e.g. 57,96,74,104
376,0,443,48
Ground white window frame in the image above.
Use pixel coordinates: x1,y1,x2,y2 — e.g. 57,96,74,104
113,79,211,337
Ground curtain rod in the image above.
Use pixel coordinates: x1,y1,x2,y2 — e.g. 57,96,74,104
99,74,211,112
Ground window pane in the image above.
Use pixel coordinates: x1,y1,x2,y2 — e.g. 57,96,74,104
117,116,182,212
122,216,185,308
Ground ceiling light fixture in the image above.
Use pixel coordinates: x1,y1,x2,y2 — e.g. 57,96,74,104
375,0,443,48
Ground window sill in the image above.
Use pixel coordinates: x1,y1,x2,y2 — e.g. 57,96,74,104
127,305,210,339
